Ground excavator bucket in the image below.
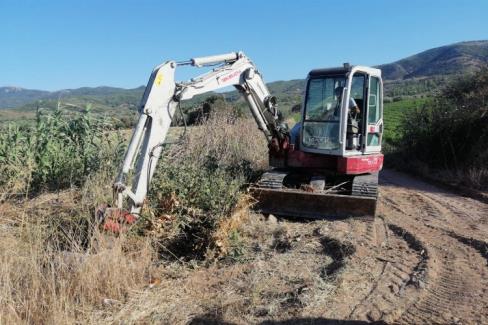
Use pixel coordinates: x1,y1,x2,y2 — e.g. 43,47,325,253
96,204,137,234
249,187,377,219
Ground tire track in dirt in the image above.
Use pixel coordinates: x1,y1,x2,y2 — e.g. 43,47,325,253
381,169,488,238
291,214,426,322
347,218,428,323
447,232,488,265
379,170,488,324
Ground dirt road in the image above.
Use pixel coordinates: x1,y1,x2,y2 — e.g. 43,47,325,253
366,169,488,324
106,170,488,324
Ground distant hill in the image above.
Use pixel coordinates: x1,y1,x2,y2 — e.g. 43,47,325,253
0,87,50,108
378,40,488,80
1,40,487,112
0,86,145,109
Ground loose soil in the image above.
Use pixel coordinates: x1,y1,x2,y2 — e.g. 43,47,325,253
100,169,488,324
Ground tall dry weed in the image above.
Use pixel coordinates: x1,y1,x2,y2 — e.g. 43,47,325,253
184,111,268,168
145,111,268,261
0,174,156,324
0,106,270,323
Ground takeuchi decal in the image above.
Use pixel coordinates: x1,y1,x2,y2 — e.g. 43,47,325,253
220,70,241,83
361,156,379,166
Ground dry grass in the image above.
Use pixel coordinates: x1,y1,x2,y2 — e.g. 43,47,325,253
210,194,253,259
0,112,272,324
462,167,488,191
181,111,268,168
96,215,342,324
0,169,157,324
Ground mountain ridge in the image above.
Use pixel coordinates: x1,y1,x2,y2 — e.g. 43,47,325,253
1,40,487,109
377,40,488,80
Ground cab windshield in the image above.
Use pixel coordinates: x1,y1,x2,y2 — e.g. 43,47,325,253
302,76,346,150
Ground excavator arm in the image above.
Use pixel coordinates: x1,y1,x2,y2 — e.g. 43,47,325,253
111,51,287,216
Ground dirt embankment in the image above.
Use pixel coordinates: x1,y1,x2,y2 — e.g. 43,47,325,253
99,170,487,324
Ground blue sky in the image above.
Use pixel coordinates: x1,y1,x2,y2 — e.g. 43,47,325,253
1,0,487,90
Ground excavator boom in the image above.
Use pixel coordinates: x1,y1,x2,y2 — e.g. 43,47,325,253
110,51,286,217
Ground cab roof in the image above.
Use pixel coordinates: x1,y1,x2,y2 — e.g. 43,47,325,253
308,65,382,78
309,67,350,77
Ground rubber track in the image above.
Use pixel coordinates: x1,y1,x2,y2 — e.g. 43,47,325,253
352,173,379,198
255,170,287,189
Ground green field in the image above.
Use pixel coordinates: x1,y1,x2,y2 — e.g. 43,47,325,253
383,98,429,145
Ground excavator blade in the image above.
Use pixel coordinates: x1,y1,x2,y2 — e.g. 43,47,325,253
249,187,377,219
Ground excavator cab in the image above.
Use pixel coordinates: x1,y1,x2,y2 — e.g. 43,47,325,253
299,65,383,157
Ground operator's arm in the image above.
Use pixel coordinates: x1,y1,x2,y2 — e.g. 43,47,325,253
349,97,360,115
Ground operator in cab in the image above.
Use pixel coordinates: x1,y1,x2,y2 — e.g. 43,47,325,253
334,86,360,116
290,85,362,147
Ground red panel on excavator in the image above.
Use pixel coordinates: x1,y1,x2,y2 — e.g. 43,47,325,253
284,149,338,169
337,154,383,175
270,147,383,175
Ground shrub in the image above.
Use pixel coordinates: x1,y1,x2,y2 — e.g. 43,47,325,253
400,68,488,189
0,106,125,196
145,112,268,260
0,124,35,197
0,105,269,323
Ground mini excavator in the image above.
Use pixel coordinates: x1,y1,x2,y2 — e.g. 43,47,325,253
99,51,384,229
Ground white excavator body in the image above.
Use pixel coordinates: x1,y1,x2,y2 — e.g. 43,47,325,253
99,51,384,230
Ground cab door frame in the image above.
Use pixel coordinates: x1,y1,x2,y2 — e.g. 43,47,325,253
340,66,383,157
363,74,383,154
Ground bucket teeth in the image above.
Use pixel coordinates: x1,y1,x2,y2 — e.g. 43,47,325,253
95,205,137,234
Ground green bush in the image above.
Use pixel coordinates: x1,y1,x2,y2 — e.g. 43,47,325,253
147,149,256,260
0,107,125,195
151,154,250,218
400,68,488,188
145,113,267,260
